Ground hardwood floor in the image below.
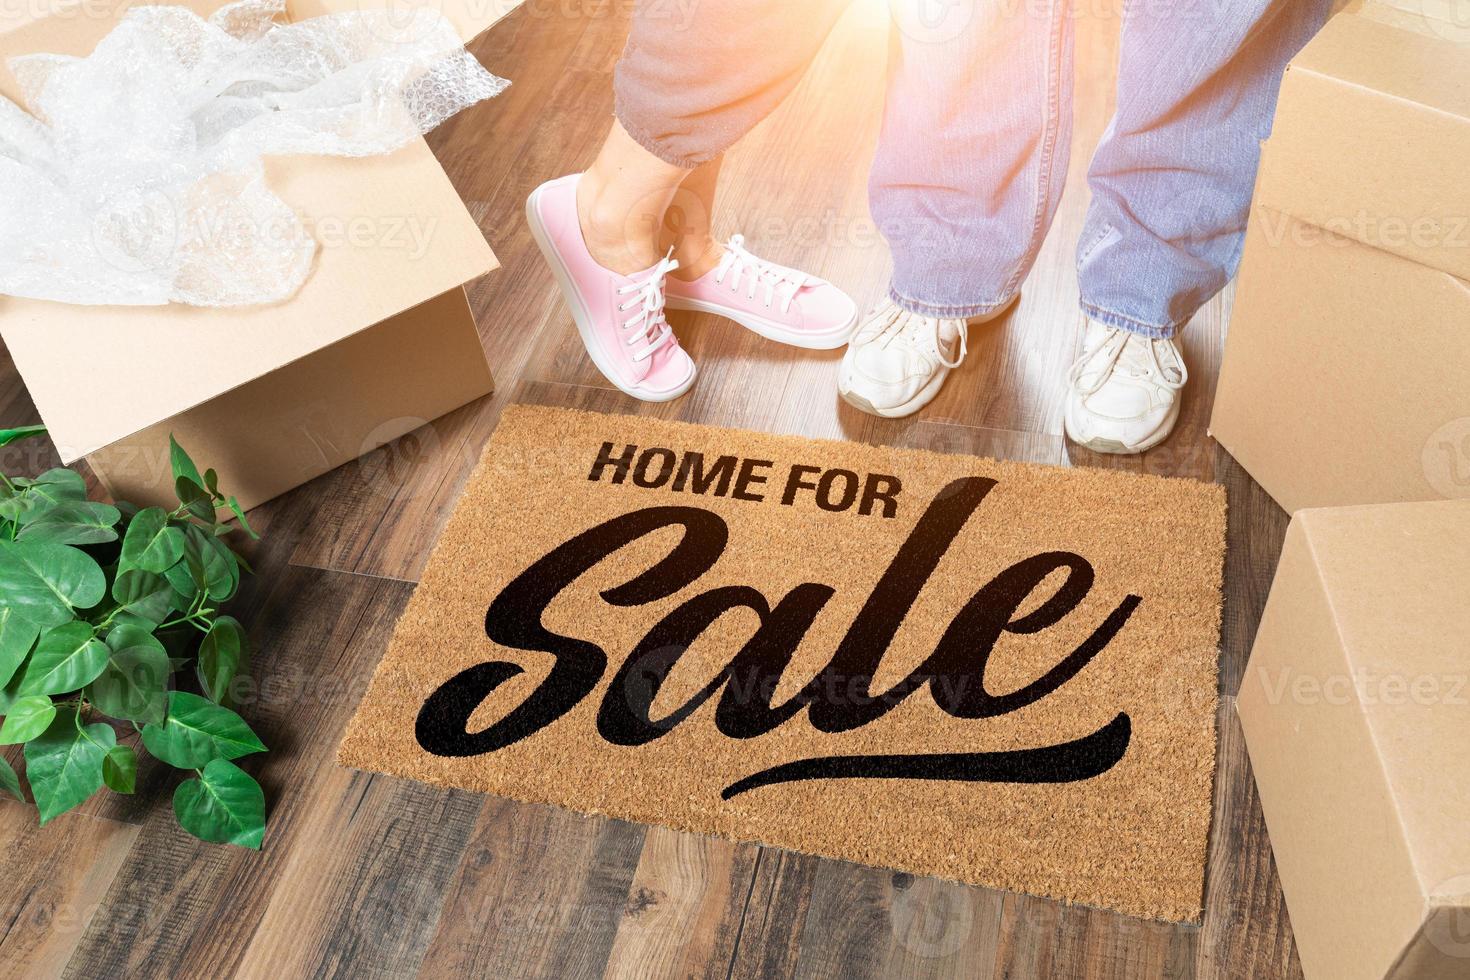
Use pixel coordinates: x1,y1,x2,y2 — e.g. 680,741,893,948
0,2,1302,977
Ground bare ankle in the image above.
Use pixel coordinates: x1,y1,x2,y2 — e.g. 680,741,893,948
576,176,661,275
669,236,724,281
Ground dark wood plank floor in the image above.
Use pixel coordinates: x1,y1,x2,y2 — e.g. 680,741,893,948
0,2,1302,977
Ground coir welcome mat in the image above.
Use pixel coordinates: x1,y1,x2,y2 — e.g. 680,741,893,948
339,406,1226,922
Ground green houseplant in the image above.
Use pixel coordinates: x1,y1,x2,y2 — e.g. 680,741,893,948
0,426,268,848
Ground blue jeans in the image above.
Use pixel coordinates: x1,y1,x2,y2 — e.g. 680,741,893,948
615,0,1331,337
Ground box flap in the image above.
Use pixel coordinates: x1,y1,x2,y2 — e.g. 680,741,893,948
1297,500,1470,902
1256,6,1470,280
0,0,498,462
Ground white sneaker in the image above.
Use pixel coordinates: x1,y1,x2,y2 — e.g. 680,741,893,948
1063,320,1188,454
837,299,973,418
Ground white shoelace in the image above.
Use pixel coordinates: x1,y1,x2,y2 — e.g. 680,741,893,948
615,252,680,362
867,302,969,370
711,234,812,314
1067,326,1188,396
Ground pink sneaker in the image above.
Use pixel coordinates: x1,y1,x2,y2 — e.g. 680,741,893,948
526,174,696,402
664,235,858,350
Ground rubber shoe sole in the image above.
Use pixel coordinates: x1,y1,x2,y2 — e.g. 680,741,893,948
1064,396,1181,455
526,185,696,403
665,295,858,350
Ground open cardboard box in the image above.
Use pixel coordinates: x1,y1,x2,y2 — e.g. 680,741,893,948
0,0,523,510
1210,0,1470,513
1237,500,1470,980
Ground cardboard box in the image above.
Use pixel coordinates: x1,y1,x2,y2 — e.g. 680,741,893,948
1210,1,1470,513
1237,500,1470,980
0,0,521,510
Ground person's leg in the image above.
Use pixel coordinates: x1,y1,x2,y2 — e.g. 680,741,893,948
1063,0,1331,454
1077,0,1333,335
576,120,695,276
871,0,1075,318
840,0,1074,417
528,0,863,402
661,156,725,281
601,0,863,351
578,0,854,276
579,142,731,279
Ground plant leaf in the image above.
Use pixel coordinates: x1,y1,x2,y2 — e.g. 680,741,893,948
171,437,216,523
110,569,174,627
103,744,136,794
2,472,88,532
215,539,254,577
0,694,56,744
0,540,107,628
140,691,265,769
169,437,205,491
89,625,169,725
17,622,109,696
197,616,244,704
0,484,25,524
0,754,23,801
163,533,206,602
8,496,55,528
15,468,88,513
175,478,216,524
195,529,238,602
119,507,186,574
17,501,121,546
0,424,46,448
23,707,115,823
169,526,234,603
0,608,39,690
0,672,22,714
204,469,220,499
173,758,264,849
225,497,259,540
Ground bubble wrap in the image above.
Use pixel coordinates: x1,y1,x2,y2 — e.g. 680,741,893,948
0,0,509,307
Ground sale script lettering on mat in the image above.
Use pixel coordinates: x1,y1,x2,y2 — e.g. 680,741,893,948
415,442,1141,799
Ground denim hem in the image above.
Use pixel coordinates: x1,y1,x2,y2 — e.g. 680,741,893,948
1080,301,1184,339
612,101,708,171
890,286,1016,320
